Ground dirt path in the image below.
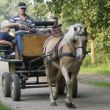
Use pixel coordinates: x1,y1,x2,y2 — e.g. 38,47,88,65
0,61,110,110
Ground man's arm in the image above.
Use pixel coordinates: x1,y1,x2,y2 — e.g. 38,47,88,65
9,21,25,29
0,40,12,48
10,17,25,29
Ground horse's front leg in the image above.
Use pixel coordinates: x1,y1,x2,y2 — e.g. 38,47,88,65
54,70,62,100
61,66,75,108
45,64,57,106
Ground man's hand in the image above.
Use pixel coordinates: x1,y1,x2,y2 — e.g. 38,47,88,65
29,27,36,33
16,23,28,29
16,23,25,29
16,23,23,28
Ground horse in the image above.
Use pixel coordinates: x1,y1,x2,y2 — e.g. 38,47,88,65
43,23,88,108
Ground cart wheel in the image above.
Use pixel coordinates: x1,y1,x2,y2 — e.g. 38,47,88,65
11,74,21,101
2,72,11,97
72,77,78,98
57,74,65,95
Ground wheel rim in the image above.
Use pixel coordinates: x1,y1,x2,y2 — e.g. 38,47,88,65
11,82,15,97
2,78,6,94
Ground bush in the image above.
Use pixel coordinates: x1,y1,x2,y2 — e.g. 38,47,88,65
82,55,91,67
95,52,110,64
82,51,110,67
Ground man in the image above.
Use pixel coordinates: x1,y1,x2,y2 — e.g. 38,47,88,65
10,2,36,53
0,20,15,55
51,16,62,35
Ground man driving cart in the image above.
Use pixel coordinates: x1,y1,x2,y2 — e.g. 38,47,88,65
10,2,36,54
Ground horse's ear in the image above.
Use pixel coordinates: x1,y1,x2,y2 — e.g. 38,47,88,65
84,27,87,32
74,27,77,31
84,27,88,36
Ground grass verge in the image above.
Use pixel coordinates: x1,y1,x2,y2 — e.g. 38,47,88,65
0,101,11,110
80,63,110,75
80,63,110,87
80,80,110,88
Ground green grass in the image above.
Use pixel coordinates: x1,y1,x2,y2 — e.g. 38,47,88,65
0,102,11,110
89,81,110,87
80,80,110,87
80,63,110,75
80,63,110,87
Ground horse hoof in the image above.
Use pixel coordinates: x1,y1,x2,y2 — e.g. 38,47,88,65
50,102,57,106
65,102,76,108
53,93,58,100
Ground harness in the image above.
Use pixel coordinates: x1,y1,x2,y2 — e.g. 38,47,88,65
45,38,76,62
44,35,88,62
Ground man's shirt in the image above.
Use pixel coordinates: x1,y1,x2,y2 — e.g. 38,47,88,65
10,14,35,32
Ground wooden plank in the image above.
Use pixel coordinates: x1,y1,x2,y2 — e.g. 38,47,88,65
23,34,47,57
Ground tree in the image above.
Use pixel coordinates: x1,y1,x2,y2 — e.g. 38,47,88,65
45,0,110,65
32,2,50,20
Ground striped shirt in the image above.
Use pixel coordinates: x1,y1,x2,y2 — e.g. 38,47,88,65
10,14,35,32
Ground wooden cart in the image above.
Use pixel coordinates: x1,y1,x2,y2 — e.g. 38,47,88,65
0,21,66,101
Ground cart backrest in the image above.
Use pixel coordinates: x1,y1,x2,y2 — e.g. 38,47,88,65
23,34,47,57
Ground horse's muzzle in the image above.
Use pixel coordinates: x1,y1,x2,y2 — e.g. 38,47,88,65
76,55,84,62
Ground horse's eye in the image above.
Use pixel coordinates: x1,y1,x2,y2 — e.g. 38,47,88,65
73,39,76,43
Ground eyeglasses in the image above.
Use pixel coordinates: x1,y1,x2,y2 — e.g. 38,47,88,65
20,8,26,10
19,7,26,10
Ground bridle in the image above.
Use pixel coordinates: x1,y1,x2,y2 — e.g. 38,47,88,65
63,39,87,59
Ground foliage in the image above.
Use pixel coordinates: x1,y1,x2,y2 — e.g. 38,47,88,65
32,2,50,20
95,27,110,53
0,0,18,20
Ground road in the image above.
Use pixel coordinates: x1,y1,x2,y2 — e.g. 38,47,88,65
0,61,110,110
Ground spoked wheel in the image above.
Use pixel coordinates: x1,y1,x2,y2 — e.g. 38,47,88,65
72,77,78,98
11,74,21,101
2,72,11,97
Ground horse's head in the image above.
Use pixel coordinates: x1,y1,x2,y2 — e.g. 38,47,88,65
63,23,88,62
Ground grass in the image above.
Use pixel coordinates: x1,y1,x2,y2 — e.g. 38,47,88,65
80,63,110,75
80,63,110,87
89,81,110,87
80,80,110,87
0,102,11,110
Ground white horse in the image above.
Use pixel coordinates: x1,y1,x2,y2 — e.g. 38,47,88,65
43,23,88,108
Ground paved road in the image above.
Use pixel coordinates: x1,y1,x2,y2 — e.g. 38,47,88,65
0,61,110,110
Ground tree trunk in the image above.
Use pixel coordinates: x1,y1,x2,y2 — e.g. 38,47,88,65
90,39,96,65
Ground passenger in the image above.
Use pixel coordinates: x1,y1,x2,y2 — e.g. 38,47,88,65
51,16,62,36
0,20,15,55
10,2,36,54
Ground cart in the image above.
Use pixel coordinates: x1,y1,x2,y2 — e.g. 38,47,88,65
0,21,67,101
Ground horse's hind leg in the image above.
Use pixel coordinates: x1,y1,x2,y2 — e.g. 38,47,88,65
45,63,57,106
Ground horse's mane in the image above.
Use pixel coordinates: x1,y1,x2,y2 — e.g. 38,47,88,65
62,23,85,44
